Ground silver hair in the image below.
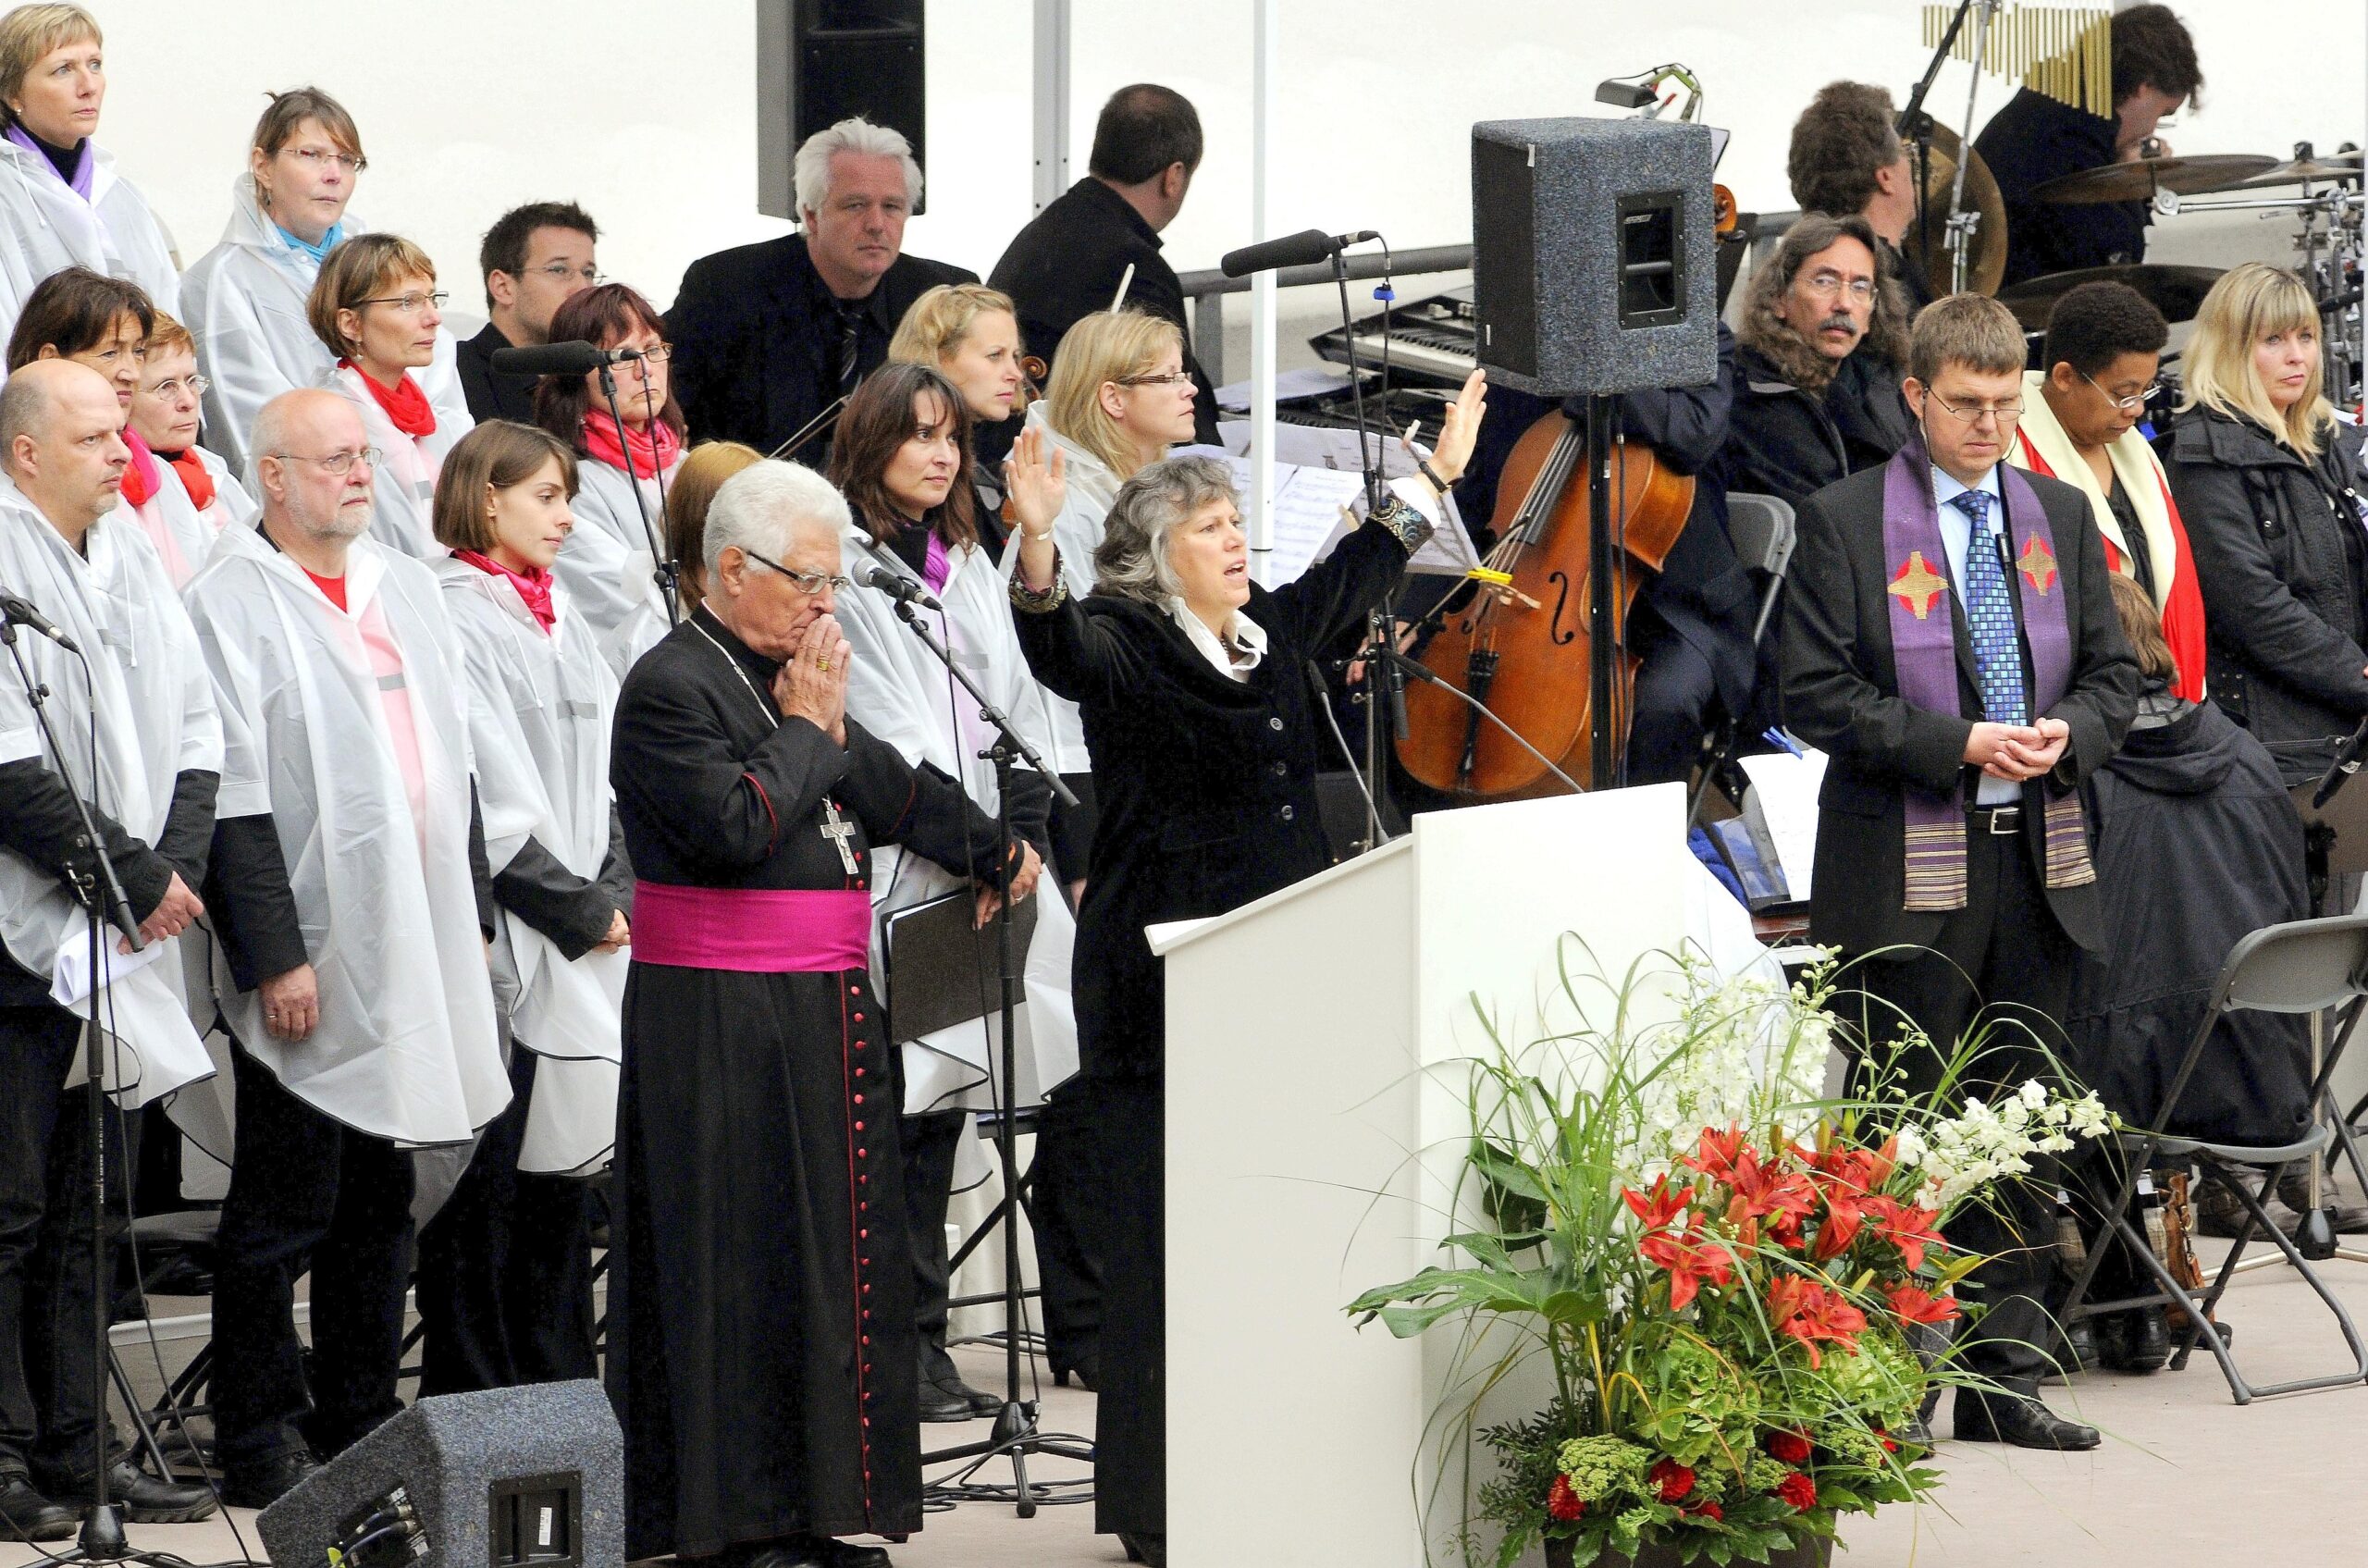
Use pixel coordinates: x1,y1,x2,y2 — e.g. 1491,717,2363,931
704,460,850,580
794,117,924,217
1092,455,1239,605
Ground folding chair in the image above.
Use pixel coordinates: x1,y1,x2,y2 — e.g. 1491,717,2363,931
2060,912,2368,1402
1685,491,1796,828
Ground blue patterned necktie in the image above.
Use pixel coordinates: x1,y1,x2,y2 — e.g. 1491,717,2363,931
1953,489,2028,724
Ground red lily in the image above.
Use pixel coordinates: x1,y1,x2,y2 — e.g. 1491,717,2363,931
1866,1196,1946,1272
1728,1150,1819,1232
1883,1282,1962,1325
1765,1276,1868,1367
1622,1175,1693,1231
1639,1216,1736,1311
1684,1126,1748,1186
1809,1191,1868,1261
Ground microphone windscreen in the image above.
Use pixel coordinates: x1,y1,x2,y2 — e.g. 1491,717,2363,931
1219,228,1337,278
488,340,610,377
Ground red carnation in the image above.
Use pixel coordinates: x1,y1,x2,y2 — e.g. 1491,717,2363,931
1765,1429,1812,1465
1775,1471,1818,1511
1685,1500,1725,1523
1546,1474,1585,1522
1648,1458,1696,1503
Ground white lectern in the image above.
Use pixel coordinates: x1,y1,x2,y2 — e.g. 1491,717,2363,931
1149,784,1769,1568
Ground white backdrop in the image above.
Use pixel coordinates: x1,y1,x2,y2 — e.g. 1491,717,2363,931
88,1,2368,339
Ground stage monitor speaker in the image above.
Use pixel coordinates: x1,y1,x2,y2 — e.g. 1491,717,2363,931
757,1,928,220
1470,117,1718,398
257,1381,623,1568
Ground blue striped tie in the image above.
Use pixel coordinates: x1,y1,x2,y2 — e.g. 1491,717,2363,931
1953,489,2027,724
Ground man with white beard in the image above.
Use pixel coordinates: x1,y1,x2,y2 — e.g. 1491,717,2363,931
0,360,220,1535
183,388,508,1508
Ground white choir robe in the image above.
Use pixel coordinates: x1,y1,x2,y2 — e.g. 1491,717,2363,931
183,525,508,1149
129,453,258,591
0,479,219,1106
0,136,179,352
554,453,680,680
180,176,470,473
1000,401,1123,775
324,362,471,560
833,522,1080,1184
435,557,624,1176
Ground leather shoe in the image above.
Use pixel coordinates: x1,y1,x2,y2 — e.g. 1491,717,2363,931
1953,1392,2100,1451
1116,1531,1166,1568
934,1372,1003,1418
0,1476,74,1541
47,1460,217,1522
740,1543,825,1568
219,1449,320,1510
916,1380,975,1424
806,1539,892,1568
2097,1308,2171,1374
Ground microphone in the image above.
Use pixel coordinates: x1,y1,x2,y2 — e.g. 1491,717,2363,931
854,561,942,612
2313,716,2368,808
487,340,645,377
1218,228,1380,278
0,592,78,652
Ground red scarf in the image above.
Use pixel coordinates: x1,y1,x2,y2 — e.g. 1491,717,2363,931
155,448,216,512
119,426,160,507
455,549,556,633
342,360,438,438
582,408,680,480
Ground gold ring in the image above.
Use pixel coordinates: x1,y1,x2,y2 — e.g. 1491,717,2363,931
818,658,832,672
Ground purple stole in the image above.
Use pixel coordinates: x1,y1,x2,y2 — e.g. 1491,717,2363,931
1880,438,2096,911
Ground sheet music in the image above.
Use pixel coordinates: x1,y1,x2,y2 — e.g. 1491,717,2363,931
1214,366,1353,412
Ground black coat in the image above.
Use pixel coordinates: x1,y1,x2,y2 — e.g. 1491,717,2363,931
988,178,1219,446
456,322,537,426
2169,405,2368,777
2068,694,2312,1145
1975,87,2150,288
1715,343,1910,512
666,233,975,454
1782,460,2140,955
1011,511,1427,1079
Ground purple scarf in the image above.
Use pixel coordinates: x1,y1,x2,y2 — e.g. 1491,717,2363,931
1881,437,2095,911
6,123,92,201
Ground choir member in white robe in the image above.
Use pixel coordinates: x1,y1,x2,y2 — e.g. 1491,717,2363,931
123,311,254,587
532,284,684,675
827,364,1074,1423
0,8,177,354
179,89,466,474
303,234,469,560
415,421,630,1392
0,362,219,1529
183,389,505,1509
608,438,758,677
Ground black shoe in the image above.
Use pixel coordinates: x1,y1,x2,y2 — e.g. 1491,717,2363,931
47,1460,218,1523
2058,1316,2098,1376
1953,1392,2100,1451
916,1379,975,1424
1116,1530,1166,1568
2097,1308,2171,1374
806,1538,892,1568
933,1372,1003,1418
0,1476,74,1541
219,1449,319,1509
740,1543,825,1568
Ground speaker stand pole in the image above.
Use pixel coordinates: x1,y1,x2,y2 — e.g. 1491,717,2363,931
1584,392,1620,788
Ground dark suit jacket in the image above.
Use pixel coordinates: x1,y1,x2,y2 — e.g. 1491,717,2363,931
456,322,538,426
989,178,1219,445
666,232,974,454
1782,461,2140,955
1975,87,2150,288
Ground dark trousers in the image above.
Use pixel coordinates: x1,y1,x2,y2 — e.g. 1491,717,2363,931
0,1006,121,1485
1090,1077,1164,1537
415,1048,597,1395
900,1105,968,1385
1028,1079,1104,1377
1837,821,2077,1396
213,1041,416,1466
1626,627,1720,787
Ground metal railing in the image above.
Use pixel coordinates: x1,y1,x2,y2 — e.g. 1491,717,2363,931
1175,243,1472,384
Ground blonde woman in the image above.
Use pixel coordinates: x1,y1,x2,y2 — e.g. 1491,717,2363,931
890,280,1030,485
2168,262,2368,773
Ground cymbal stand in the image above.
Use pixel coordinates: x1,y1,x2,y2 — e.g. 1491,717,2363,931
1944,0,2005,294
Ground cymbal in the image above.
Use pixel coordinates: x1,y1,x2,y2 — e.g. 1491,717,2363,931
1899,120,2009,297
2031,154,2278,204
1996,264,2227,331
2226,154,2363,190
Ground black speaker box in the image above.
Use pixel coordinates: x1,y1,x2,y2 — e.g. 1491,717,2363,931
256,1382,623,1568
1471,117,1718,398
757,1,928,220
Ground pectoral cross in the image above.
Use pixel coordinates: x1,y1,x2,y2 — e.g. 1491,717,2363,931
820,797,859,874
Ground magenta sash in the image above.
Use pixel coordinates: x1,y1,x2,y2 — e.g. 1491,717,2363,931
631,883,872,973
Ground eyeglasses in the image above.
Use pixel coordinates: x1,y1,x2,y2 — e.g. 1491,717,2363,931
143,373,210,401
2081,370,2164,414
283,145,366,175
1116,371,1192,388
1925,392,2024,426
1801,270,1877,303
533,263,605,286
742,548,849,596
359,290,449,315
270,446,381,475
620,342,674,364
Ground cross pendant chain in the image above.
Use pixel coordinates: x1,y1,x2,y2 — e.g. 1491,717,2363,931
820,797,859,874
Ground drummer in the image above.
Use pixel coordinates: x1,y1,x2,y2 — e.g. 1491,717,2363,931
1977,4,2202,287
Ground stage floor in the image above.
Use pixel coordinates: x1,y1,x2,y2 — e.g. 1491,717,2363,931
12,1236,2366,1568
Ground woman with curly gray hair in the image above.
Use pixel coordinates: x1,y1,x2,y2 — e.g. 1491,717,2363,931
1006,368,1485,1566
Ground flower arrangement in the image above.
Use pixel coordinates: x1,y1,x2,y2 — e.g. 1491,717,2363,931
1349,951,2112,1568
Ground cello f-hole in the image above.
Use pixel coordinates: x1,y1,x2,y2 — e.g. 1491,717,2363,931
1547,571,1578,647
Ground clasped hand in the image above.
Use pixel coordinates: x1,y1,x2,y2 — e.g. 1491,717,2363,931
771,614,852,746
1964,717,2068,781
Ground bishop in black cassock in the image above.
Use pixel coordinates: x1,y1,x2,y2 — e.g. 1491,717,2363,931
604,465,1015,1567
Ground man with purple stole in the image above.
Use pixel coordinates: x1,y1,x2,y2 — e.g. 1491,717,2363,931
1783,293,2140,1451
604,462,1019,1568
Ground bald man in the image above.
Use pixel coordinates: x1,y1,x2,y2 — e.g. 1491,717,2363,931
0,360,222,1532
187,389,505,1508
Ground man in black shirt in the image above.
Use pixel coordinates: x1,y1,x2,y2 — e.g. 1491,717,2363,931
1788,80,1933,315
457,202,602,425
991,84,1219,445
670,117,974,457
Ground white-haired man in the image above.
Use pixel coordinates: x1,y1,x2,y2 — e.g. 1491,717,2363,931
605,461,1018,1568
183,388,508,1507
668,117,974,458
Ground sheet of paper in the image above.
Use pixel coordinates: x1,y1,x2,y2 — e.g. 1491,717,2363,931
1260,466,1364,584
1737,747,1829,903
1214,365,1354,412
50,913,167,1008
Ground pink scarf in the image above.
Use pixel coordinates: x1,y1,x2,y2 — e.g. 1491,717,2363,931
582,408,681,480
119,426,161,507
455,549,556,633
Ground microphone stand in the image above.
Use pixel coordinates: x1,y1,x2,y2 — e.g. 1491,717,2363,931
0,612,161,1567
596,364,679,627
1897,0,1978,294
1364,643,1585,795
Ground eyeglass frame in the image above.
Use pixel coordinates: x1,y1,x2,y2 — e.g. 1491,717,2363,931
267,446,383,475
1114,370,1193,388
357,290,450,314
1922,390,2025,426
280,145,367,175
1799,268,1878,303
740,547,850,597
530,263,607,286
2080,369,2164,414
142,372,212,401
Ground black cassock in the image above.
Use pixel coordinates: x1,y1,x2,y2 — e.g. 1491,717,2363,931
606,606,1006,1559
